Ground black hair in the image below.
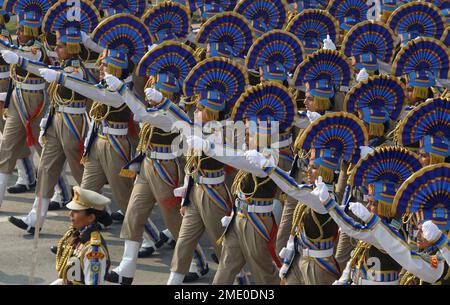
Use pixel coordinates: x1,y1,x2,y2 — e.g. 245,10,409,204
84,208,103,221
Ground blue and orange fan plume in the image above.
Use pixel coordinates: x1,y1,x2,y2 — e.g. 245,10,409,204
195,11,254,59
233,0,288,37
42,0,100,34
137,41,199,84
230,82,297,133
392,37,450,81
293,49,353,88
392,163,450,230
326,0,369,32
348,146,422,187
344,75,406,122
91,13,153,64
387,1,446,41
286,0,328,12
297,112,369,164
3,0,54,16
396,97,450,148
341,21,396,66
246,29,304,76
141,1,191,44
188,0,237,17
285,9,339,55
183,57,249,107
93,0,148,18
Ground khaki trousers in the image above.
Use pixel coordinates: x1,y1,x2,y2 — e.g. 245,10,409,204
0,89,44,173
298,256,338,285
36,112,85,197
80,136,133,212
170,183,230,275
120,158,182,242
213,214,279,285
285,255,305,285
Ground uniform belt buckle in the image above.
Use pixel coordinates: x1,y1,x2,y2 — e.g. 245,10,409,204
240,199,248,211
193,174,199,183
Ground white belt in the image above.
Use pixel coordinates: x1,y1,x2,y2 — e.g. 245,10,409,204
0,71,9,79
197,175,225,185
358,278,399,285
101,126,128,136
147,150,176,160
302,248,334,258
235,198,274,213
57,105,86,114
16,82,46,90
84,62,96,69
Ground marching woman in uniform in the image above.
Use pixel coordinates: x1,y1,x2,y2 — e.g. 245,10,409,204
0,0,52,210
246,112,369,285
324,146,423,285
245,29,305,259
337,164,450,285
167,57,248,284
38,13,153,227
7,0,100,234
103,40,208,284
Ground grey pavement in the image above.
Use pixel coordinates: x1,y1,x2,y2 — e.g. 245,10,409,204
0,164,217,285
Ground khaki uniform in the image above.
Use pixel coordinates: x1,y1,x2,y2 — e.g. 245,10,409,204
80,103,134,213
213,174,280,285
170,155,231,275
120,127,182,242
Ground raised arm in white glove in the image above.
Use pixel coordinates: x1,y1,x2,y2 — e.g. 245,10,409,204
422,220,443,243
306,111,321,123
186,135,209,151
360,146,374,159
348,201,373,223
0,92,6,102
356,68,369,82
310,176,330,203
145,88,164,103
1,50,18,64
244,149,275,169
104,73,123,91
323,35,336,50
39,68,59,83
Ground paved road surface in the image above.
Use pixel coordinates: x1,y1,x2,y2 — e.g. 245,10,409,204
0,162,217,285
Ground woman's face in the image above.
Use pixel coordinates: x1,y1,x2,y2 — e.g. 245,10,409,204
99,60,108,80
55,40,70,61
304,92,317,112
307,158,319,185
69,210,95,230
366,192,379,215
16,25,32,45
194,103,210,123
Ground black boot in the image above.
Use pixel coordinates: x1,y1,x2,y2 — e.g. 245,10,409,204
105,270,133,285
111,211,124,222
160,231,176,248
48,200,69,211
50,246,58,254
8,216,36,234
210,253,219,264
7,181,35,194
138,246,156,258
183,264,209,283
97,211,113,228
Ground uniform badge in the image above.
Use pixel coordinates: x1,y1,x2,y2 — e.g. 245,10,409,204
71,60,80,68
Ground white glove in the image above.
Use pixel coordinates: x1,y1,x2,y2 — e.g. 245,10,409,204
422,220,442,243
311,176,330,203
306,111,321,123
244,149,275,169
173,186,187,198
1,50,19,64
0,92,6,102
145,87,164,103
39,68,59,83
186,135,208,151
279,264,290,279
38,130,45,147
221,215,233,228
104,73,123,91
360,146,374,159
349,201,372,222
356,68,369,82
323,35,336,50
